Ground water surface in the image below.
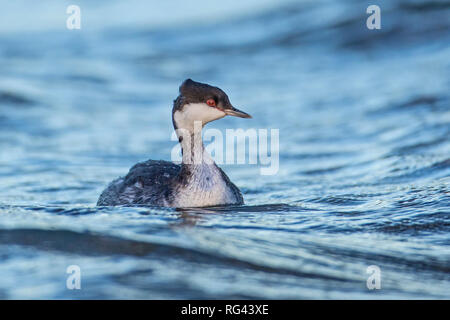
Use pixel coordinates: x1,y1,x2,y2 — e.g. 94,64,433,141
0,0,449,299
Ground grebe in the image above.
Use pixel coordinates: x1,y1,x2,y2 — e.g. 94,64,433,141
97,79,252,207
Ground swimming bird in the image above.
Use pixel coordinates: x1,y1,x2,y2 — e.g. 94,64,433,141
97,79,252,207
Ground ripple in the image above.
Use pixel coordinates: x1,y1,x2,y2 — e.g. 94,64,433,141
0,91,35,106
0,0,449,299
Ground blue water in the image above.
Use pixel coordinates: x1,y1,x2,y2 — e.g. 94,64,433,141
0,0,449,299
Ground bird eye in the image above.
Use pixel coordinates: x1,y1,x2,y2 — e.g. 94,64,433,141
206,99,216,107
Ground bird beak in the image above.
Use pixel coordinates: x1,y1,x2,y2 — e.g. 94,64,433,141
224,106,252,119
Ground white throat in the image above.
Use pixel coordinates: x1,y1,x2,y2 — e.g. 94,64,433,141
173,103,225,132
173,103,225,165
170,103,241,207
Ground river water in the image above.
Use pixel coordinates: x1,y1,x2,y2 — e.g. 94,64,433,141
0,0,449,299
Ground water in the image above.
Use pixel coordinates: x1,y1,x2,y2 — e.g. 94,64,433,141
0,0,449,299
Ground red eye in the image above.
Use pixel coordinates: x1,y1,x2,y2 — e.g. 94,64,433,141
206,99,216,107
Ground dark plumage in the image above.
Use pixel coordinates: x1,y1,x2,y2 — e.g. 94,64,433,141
97,79,251,208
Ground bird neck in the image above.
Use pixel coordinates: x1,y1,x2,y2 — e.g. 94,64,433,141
175,121,220,184
179,122,208,165
176,121,214,166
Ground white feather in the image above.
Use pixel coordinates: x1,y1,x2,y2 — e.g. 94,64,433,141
173,103,225,131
